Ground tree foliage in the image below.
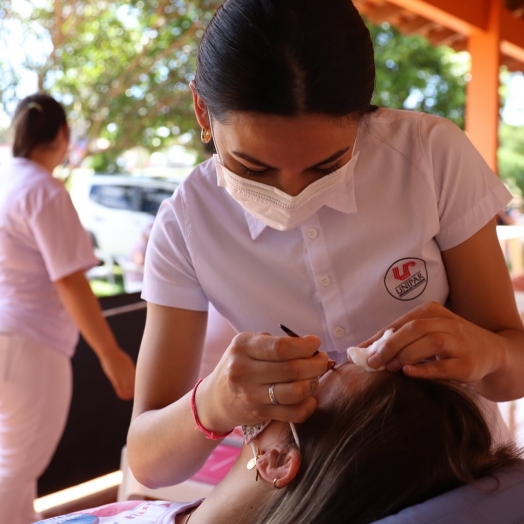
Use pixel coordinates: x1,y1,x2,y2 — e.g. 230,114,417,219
369,22,468,128
0,2,471,171
1,0,221,170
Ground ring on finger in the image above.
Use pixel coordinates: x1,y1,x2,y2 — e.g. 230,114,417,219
268,384,279,405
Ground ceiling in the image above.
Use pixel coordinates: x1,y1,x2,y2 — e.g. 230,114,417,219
354,0,524,72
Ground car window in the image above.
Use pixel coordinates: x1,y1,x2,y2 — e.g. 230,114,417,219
139,187,176,214
90,185,136,211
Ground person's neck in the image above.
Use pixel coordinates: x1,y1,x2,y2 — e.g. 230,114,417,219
179,445,273,524
28,150,60,175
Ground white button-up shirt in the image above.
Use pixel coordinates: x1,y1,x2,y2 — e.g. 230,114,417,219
143,109,511,359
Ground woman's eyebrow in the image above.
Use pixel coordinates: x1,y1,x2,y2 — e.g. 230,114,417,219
231,151,275,169
231,146,351,171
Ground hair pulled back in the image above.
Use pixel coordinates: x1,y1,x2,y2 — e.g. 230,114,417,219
252,373,521,524
12,93,67,158
195,0,375,121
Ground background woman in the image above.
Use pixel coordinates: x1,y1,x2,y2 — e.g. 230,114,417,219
0,93,136,523
37,366,522,523
128,0,524,490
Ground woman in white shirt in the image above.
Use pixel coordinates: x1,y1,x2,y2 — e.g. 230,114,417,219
127,0,524,491
0,93,136,524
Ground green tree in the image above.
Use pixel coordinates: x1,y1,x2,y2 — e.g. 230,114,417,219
0,4,471,169
369,22,468,128
1,0,221,169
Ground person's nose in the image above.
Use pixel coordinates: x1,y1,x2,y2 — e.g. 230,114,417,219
276,173,312,196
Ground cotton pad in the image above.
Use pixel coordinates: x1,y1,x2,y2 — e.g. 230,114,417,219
346,328,395,372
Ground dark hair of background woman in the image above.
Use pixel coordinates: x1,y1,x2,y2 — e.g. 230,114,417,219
250,373,521,524
194,0,376,121
12,93,67,158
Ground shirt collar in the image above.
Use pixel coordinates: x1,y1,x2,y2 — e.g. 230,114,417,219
244,170,358,240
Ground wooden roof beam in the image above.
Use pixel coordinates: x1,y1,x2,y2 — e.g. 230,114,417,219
366,3,404,20
500,9,524,63
425,27,464,46
384,0,524,72
386,0,490,34
397,15,436,34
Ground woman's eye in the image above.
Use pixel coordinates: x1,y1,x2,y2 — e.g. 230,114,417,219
317,161,342,175
237,163,268,177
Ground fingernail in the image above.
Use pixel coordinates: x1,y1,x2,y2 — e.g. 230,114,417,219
367,354,381,368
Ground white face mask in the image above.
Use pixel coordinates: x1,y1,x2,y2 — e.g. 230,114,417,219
214,152,359,231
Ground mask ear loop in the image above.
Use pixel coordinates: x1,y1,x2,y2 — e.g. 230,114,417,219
290,422,301,450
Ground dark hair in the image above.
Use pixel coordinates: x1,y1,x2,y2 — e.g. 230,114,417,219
251,373,521,524
194,0,375,121
12,93,67,158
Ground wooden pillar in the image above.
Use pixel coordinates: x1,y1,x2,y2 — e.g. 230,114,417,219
466,0,501,172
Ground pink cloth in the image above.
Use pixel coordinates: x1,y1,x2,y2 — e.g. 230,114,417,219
0,158,98,356
35,500,202,523
0,333,72,524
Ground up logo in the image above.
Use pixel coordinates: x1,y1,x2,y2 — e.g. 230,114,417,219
384,258,428,301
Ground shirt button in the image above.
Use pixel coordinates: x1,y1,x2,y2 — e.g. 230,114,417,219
334,327,345,338
307,229,318,239
320,276,330,287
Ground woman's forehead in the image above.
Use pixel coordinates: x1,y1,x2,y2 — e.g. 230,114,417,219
317,362,387,408
213,112,358,165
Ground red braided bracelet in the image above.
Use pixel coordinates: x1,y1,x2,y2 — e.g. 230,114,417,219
191,378,233,440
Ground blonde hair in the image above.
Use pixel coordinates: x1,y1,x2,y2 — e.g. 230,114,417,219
250,374,521,524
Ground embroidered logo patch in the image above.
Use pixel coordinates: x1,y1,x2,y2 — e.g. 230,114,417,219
384,258,428,301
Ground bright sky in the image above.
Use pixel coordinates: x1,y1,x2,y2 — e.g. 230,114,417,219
503,73,524,126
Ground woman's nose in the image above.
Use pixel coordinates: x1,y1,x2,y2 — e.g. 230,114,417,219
276,174,312,196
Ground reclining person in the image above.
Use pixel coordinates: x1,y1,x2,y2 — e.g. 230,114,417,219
36,363,521,524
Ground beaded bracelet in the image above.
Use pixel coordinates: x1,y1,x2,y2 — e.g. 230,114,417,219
191,378,233,440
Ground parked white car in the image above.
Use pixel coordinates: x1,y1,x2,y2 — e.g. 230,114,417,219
70,174,178,260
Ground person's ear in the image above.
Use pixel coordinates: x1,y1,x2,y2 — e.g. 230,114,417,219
189,81,210,130
256,445,302,489
62,123,70,143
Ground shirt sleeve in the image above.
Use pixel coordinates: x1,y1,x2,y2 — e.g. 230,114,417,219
141,187,209,311
419,114,512,251
29,187,99,282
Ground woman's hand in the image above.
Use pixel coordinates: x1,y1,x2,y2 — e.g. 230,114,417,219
99,347,136,400
362,220,524,403
196,332,329,434
363,301,504,384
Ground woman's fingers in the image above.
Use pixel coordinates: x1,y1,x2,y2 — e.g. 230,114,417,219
366,321,453,370
360,301,501,384
402,359,463,381
365,304,458,370
236,332,321,361
228,332,328,383
264,378,319,406
205,331,329,429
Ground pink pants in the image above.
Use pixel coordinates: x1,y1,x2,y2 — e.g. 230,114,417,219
0,332,72,524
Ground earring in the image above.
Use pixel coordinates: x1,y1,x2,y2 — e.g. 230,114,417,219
247,446,262,481
273,478,282,489
201,127,212,144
